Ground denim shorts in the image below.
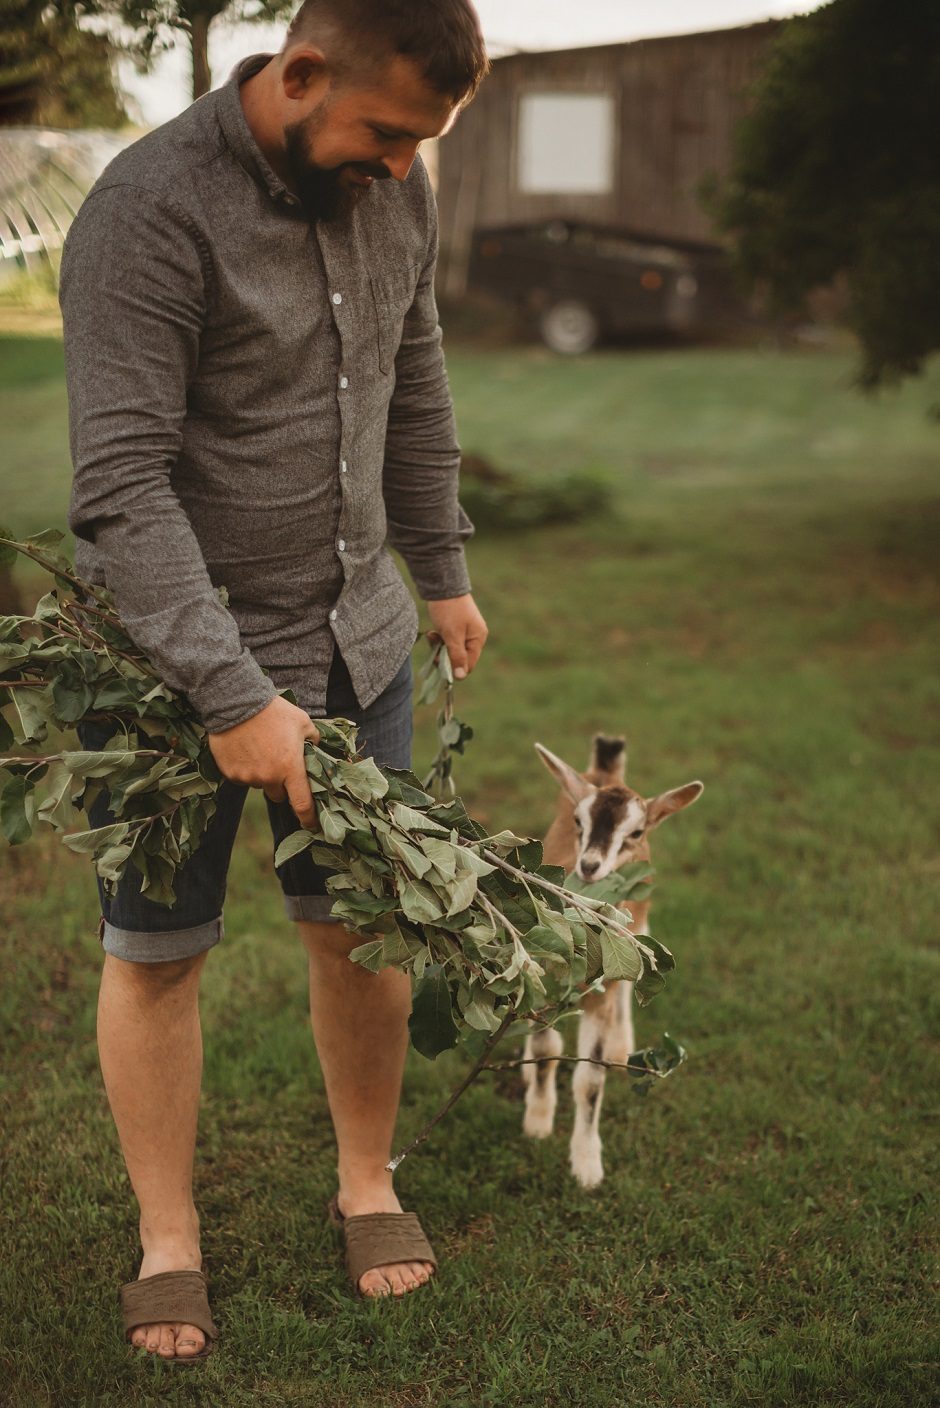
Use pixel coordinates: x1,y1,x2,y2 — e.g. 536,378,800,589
75,649,414,964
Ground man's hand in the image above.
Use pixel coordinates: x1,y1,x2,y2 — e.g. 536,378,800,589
426,594,489,679
207,695,321,828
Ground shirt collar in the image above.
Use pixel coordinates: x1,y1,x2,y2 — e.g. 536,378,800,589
217,52,294,204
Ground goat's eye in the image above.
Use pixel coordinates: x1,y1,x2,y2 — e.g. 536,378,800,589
630,829,644,839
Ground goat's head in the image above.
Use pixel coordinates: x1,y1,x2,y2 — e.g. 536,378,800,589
535,734,704,882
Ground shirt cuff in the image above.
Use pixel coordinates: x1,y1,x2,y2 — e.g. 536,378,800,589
187,658,279,734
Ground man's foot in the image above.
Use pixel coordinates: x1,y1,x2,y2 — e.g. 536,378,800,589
336,1186,435,1298
128,1243,207,1359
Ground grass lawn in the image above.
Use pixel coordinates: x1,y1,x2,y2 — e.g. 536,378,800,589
0,324,937,1407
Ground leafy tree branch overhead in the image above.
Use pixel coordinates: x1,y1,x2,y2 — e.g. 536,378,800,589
68,1,296,101
706,0,940,393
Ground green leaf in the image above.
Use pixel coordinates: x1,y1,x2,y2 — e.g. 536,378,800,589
0,773,33,844
446,868,478,917
35,761,79,831
61,750,138,778
421,835,458,880
7,686,52,744
386,831,433,878
330,756,389,802
439,718,462,746
599,928,642,982
274,829,318,867
388,802,449,834
348,939,386,973
399,880,445,923
62,821,131,855
408,963,460,1059
0,709,15,751
383,769,434,806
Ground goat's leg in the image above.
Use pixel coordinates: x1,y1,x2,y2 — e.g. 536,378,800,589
521,1021,565,1138
570,980,637,1188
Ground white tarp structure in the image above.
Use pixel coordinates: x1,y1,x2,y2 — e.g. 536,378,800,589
0,128,132,282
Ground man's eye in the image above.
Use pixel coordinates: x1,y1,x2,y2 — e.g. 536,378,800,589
372,127,396,141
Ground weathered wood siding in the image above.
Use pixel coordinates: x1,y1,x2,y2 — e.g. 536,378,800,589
437,21,782,290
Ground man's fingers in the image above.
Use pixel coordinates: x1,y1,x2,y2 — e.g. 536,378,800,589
445,635,469,679
263,782,287,805
286,767,317,829
305,719,321,745
465,632,487,672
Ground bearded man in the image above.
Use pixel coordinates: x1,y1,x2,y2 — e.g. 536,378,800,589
58,0,489,1361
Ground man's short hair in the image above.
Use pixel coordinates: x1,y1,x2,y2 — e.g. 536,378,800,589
285,0,489,105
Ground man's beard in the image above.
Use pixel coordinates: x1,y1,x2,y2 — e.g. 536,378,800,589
283,110,388,224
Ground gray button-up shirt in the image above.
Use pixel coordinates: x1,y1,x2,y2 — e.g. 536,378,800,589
59,51,474,733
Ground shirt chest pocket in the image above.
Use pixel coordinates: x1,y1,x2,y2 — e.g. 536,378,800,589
370,264,422,374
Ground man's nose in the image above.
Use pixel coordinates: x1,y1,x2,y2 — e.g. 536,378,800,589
384,146,419,182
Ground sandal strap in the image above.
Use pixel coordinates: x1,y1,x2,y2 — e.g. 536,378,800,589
119,1269,219,1341
340,1211,438,1288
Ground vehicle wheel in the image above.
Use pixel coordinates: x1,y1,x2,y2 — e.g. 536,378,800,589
538,299,600,355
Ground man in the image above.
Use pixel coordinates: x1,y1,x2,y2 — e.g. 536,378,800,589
58,0,489,1360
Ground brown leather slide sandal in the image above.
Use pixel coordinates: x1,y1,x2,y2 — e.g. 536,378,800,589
326,1192,438,1299
119,1268,219,1363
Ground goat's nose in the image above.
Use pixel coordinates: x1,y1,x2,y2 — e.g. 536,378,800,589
580,859,600,878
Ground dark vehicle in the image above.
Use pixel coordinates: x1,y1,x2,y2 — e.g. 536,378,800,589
466,219,740,354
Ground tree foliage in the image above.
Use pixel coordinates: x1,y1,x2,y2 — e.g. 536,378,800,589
0,1,129,128
708,0,940,391
77,1,295,100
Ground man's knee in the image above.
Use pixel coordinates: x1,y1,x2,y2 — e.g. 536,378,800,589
105,948,209,989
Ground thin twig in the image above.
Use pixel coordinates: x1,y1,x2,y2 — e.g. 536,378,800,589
385,1010,515,1171
480,1053,673,1077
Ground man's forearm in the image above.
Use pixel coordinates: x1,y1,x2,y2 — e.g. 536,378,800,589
88,511,277,734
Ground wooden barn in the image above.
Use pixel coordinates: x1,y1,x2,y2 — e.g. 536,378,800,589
435,19,783,300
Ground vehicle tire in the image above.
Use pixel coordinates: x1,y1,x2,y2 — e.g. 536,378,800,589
538,299,600,355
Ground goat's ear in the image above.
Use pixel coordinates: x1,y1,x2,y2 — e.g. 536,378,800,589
534,742,595,803
645,780,704,830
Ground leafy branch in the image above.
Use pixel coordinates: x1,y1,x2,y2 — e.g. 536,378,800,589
0,528,686,1157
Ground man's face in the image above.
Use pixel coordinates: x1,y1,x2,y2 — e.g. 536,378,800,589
282,52,459,223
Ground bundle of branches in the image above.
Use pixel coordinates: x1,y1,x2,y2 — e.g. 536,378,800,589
0,529,680,1080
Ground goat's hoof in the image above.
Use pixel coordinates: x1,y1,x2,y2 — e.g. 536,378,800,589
522,1108,556,1139
570,1151,605,1188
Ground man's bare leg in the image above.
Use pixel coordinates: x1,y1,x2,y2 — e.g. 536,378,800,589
299,919,435,1298
97,950,209,1357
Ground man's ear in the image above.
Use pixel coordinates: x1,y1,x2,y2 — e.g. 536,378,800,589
645,780,704,830
534,743,595,804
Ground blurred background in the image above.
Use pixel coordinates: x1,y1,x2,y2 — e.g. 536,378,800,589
1,3,936,1404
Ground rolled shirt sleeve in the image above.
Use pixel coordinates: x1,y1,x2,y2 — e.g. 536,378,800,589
59,184,278,733
381,164,474,602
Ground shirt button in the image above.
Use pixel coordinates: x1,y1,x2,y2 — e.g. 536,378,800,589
332,292,343,305
337,539,346,552
340,459,348,473
339,375,349,389
329,609,338,622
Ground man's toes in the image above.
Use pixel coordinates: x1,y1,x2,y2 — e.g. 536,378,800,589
359,1267,392,1298
383,1263,411,1296
130,1326,148,1349
144,1323,163,1352
156,1324,177,1357
174,1323,205,1357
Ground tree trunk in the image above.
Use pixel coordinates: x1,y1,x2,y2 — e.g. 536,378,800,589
190,12,212,101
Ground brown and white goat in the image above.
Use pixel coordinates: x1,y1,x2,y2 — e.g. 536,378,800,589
522,734,703,1188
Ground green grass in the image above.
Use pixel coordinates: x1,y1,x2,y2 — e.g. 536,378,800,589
0,329,937,1406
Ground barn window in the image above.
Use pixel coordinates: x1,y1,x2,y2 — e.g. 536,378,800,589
516,92,615,195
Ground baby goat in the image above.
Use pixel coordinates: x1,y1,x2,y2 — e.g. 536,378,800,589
522,734,703,1188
